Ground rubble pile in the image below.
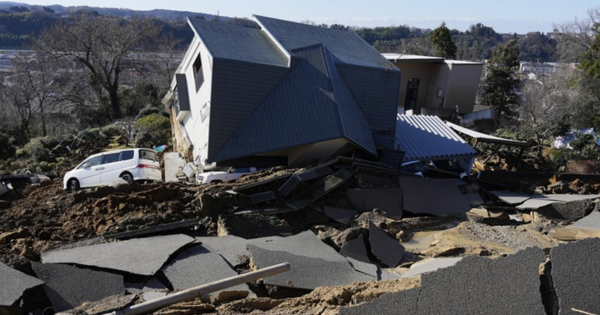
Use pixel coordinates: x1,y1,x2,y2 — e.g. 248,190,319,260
2,155,600,314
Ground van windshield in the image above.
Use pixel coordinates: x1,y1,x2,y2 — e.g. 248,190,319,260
140,150,158,162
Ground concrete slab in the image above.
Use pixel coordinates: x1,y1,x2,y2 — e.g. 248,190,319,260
162,245,251,294
32,262,124,312
463,192,485,207
0,262,44,307
42,234,194,276
339,235,370,263
346,188,403,219
398,177,471,217
125,277,167,294
534,194,600,202
164,152,187,182
323,206,358,225
400,257,463,278
515,198,558,210
551,238,600,314
489,190,530,205
341,247,546,315
346,257,378,278
197,235,250,267
247,231,373,289
368,222,405,267
536,198,598,221
286,169,354,210
572,211,600,230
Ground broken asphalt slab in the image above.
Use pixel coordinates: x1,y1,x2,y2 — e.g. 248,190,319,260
508,194,600,221
162,244,252,295
368,221,405,267
340,247,546,315
550,238,600,314
246,231,375,290
197,235,250,267
0,262,44,307
32,262,125,312
41,234,195,276
572,210,600,230
323,206,358,225
339,235,371,263
346,188,403,219
398,177,471,217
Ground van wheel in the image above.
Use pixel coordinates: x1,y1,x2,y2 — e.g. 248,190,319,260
120,173,134,184
68,178,80,191
210,180,223,184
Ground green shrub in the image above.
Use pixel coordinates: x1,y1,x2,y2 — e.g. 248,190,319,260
101,124,125,136
15,148,26,158
38,161,51,172
134,113,171,148
135,106,162,120
24,137,52,162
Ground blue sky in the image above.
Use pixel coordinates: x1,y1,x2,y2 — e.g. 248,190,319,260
20,0,600,34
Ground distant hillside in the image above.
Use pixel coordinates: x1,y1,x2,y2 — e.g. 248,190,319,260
0,2,214,20
0,1,558,61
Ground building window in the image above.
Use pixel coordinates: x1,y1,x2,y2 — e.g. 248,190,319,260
201,102,210,122
173,84,180,116
193,54,204,91
404,78,420,110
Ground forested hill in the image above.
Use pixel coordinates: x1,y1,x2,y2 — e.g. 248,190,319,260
0,2,557,61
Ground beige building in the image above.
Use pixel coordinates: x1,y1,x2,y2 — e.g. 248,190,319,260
383,54,484,117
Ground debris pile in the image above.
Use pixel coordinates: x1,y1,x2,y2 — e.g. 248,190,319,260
2,155,600,314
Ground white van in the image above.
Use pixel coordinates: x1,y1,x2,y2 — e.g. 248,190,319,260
63,148,162,190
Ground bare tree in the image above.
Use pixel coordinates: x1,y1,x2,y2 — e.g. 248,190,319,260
516,66,583,145
0,51,61,143
33,14,163,121
552,7,600,62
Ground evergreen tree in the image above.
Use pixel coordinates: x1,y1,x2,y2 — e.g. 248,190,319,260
578,23,600,79
430,22,457,59
480,39,520,121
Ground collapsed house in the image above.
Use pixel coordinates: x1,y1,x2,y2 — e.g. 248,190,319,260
163,15,401,171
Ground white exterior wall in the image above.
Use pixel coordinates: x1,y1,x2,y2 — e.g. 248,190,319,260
177,36,214,168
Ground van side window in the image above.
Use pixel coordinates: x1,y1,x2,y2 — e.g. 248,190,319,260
121,150,134,161
103,153,120,164
77,156,102,169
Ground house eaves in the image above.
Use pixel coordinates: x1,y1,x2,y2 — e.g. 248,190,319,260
253,15,398,71
395,115,477,161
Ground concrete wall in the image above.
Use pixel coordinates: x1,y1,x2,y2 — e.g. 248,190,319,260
391,59,483,115
444,62,483,114
394,62,436,113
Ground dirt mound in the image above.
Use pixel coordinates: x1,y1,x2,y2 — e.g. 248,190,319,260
0,181,205,266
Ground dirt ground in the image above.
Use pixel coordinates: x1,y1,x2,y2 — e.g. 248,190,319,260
1,149,599,314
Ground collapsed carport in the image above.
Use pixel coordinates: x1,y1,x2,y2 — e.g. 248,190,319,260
445,121,530,171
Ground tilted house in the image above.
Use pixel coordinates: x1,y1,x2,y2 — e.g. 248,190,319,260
163,15,401,170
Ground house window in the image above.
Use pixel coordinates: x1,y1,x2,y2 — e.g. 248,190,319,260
173,84,180,116
404,78,420,110
193,54,204,91
201,102,210,122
